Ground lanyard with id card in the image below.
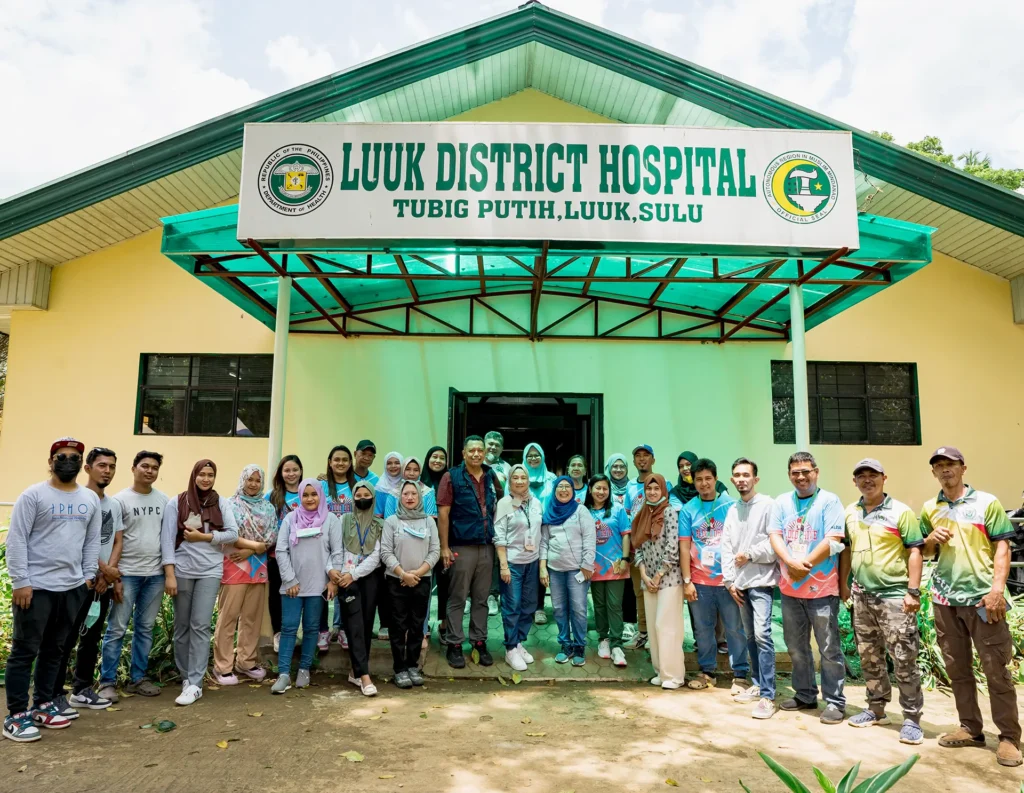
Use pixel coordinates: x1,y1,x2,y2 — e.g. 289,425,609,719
789,490,818,559
699,497,719,569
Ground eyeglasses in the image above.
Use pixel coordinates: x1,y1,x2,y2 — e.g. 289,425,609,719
790,469,815,477
54,453,82,463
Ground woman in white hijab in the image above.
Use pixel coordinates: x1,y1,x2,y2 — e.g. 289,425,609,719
493,464,543,672
374,451,405,516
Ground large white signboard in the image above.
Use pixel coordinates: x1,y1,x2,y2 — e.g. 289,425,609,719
237,122,859,250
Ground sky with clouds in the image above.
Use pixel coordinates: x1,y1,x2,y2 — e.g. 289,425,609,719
1,0,1021,199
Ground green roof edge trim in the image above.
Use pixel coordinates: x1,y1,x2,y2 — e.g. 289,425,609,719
3,1,1022,243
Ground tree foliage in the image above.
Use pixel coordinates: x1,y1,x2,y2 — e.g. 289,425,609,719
872,131,1024,191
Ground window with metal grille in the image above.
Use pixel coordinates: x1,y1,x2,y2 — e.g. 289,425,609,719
135,354,272,437
771,361,920,445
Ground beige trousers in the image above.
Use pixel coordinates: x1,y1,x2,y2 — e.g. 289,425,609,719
644,585,686,685
630,564,648,632
213,583,266,674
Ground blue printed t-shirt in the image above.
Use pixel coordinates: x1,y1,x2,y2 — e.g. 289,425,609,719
382,489,438,519
264,489,300,523
769,488,845,599
678,492,736,586
591,503,630,581
355,470,380,487
321,480,354,518
574,485,588,505
626,479,647,519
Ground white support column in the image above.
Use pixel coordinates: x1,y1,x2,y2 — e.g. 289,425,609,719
267,277,291,475
789,283,810,451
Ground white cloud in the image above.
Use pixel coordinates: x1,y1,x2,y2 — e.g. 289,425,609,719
0,0,262,198
638,9,683,52
266,35,337,87
401,7,433,41
825,0,1024,168
545,0,608,26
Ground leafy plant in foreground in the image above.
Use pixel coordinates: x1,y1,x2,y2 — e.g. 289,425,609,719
739,751,919,792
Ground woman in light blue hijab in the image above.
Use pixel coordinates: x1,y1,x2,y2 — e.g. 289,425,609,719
519,442,557,625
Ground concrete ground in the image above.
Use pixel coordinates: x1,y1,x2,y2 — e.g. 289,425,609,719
3,677,1022,793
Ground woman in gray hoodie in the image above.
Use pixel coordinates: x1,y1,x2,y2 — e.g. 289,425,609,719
160,459,239,707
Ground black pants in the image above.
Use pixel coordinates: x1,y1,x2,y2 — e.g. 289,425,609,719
6,585,88,715
51,588,111,699
622,574,638,623
433,560,450,640
267,555,282,635
336,584,371,677
387,576,431,673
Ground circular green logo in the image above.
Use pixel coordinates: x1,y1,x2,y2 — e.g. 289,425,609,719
258,145,333,216
763,151,838,224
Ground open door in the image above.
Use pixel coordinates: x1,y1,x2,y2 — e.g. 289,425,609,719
447,387,469,464
586,395,604,474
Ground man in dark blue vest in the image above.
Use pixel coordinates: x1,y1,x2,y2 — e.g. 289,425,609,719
437,435,498,668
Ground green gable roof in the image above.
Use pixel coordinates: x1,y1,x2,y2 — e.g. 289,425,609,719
0,1,1020,277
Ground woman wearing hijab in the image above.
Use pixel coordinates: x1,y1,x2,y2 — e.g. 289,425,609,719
212,464,278,686
567,455,589,503
493,464,543,672
421,446,451,640
381,481,440,688
670,451,728,511
631,473,685,690
271,479,344,694
331,480,382,697
266,455,303,652
604,454,631,510
160,460,239,706
539,476,596,666
382,457,437,518
374,452,405,516
523,442,557,625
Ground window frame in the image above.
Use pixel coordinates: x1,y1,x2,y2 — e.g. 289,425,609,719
134,353,272,437
770,360,921,446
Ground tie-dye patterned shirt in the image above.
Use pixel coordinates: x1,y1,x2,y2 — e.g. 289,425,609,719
919,486,1014,607
844,495,923,598
769,488,845,599
678,492,737,587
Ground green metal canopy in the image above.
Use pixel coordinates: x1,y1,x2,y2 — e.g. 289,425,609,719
161,204,932,342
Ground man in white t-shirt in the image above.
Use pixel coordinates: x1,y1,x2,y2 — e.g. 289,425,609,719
97,451,169,703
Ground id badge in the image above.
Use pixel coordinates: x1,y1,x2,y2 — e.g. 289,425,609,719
344,557,356,573
789,541,807,559
700,546,717,568
524,540,536,552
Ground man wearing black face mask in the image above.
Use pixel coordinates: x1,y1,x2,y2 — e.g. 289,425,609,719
4,437,102,744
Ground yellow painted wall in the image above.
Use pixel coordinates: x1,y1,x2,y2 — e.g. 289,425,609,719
0,229,274,499
2,88,1023,514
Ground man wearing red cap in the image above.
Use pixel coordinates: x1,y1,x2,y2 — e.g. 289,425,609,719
920,446,1021,767
3,437,102,743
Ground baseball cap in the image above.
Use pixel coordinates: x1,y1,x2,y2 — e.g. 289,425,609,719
50,436,85,456
852,458,885,475
356,439,377,453
632,444,654,456
929,446,965,465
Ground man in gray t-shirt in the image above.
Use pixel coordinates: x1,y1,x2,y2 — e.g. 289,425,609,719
4,437,100,742
97,451,169,702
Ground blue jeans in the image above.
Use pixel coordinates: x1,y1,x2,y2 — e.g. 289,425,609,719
548,569,589,656
781,594,846,709
740,586,777,699
99,573,165,686
278,595,322,674
691,583,749,677
499,561,539,649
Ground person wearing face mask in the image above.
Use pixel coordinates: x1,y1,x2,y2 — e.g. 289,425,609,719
3,437,102,743
331,481,383,697
160,460,239,707
49,448,123,718
212,465,278,686
381,481,440,688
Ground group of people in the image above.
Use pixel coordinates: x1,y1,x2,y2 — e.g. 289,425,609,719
3,433,1021,769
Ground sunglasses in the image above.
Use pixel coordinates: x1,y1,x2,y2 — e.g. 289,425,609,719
54,453,82,463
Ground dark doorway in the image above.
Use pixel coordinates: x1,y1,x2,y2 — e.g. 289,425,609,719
448,390,604,476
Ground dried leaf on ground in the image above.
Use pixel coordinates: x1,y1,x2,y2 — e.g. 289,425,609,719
216,741,229,750
249,712,263,718
106,707,122,712
155,721,176,733
17,766,27,773
471,648,481,664
497,675,509,686
419,712,428,719
479,715,493,722
521,716,532,724
431,704,445,709
525,732,547,737
249,684,262,689
665,780,679,787
512,673,523,684
379,775,396,779
120,693,135,698
369,715,382,721
381,707,389,713
342,751,364,762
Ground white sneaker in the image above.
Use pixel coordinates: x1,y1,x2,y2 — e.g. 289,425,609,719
175,684,202,706
611,647,627,667
516,643,535,664
317,632,330,652
505,646,528,672
650,675,662,686
662,679,683,690
487,595,499,616
295,669,311,689
733,684,761,704
598,639,611,659
753,698,778,720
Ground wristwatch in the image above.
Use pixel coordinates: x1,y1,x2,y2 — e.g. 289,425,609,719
683,576,692,585
907,588,921,597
